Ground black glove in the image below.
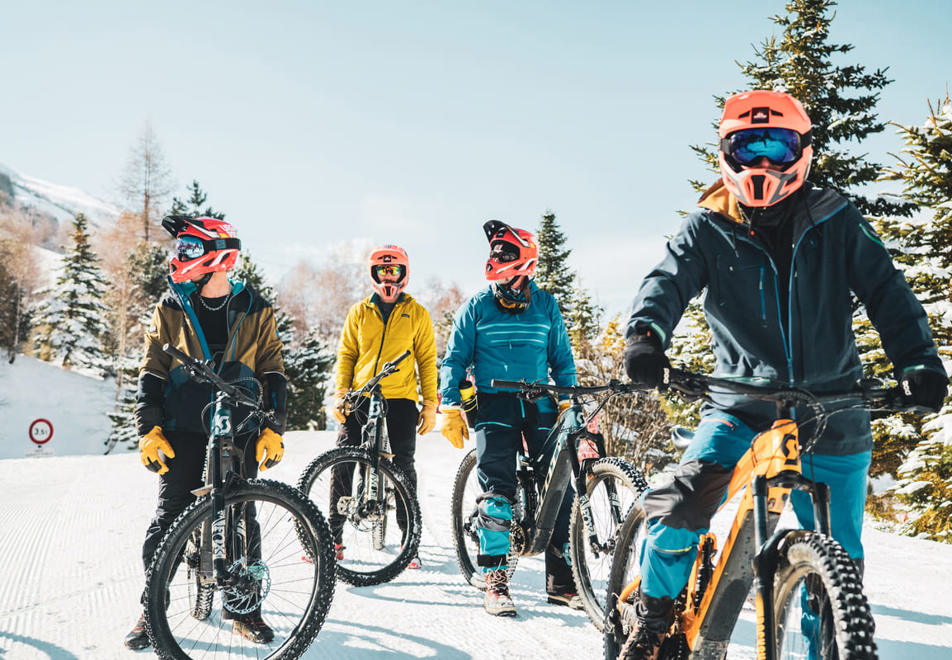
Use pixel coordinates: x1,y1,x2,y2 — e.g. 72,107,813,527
900,368,949,413
624,329,670,388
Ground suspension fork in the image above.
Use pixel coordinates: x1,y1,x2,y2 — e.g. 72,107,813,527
208,395,234,582
752,474,778,660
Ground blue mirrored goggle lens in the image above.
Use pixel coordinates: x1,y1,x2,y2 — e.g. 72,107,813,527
176,236,206,261
728,128,801,166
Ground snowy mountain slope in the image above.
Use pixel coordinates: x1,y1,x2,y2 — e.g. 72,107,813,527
0,162,121,228
0,431,951,660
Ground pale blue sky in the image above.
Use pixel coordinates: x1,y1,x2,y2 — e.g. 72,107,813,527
2,0,949,316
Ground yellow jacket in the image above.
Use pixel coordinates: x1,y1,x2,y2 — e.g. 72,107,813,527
335,294,438,404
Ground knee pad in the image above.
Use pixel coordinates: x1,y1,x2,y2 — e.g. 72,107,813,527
476,491,512,532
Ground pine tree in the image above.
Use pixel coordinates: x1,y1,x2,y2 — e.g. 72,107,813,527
285,327,334,431
105,354,140,452
690,0,914,218
534,212,575,314
873,96,952,541
169,180,226,219
565,274,602,353
666,297,717,428
32,213,110,377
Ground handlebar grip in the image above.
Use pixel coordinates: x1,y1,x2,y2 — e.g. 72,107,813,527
393,349,411,365
491,379,528,390
162,343,193,364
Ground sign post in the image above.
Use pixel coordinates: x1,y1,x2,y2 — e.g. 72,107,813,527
27,418,55,457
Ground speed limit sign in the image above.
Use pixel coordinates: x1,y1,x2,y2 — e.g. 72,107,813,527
29,418,53,445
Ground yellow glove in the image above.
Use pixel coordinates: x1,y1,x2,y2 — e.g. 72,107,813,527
417,401,438,435
440,409,468,449
332,390,350,424
256,428,284,472
558,400,572,414
140,426,175,475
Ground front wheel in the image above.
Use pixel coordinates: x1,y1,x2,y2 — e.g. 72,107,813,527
298,447,421,586
145,479,335,660
570,457,647,631
449,449,484,589
771,531,877,659
603,502,647,659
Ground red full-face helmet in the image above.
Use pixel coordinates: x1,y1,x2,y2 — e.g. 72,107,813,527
162,215,241,283
483,220,538,281
718,90,814,208
369,244,409,302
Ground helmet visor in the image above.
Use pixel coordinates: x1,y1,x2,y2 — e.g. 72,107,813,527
725,127,802,166
175,236,206,262
490,241,520,263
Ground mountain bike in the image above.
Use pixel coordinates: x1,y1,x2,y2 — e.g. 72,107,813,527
297,350,422,586
144,344,336,660
604,366,913,660
450,378,648,629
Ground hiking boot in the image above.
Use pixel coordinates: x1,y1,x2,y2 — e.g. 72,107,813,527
483,568,517,617
620,624,664,660
123,613,150,650
619,591,674,660
547,591,584,610
334,544,345,561
233,613,275,644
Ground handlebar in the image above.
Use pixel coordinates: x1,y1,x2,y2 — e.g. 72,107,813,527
661,366,909,411
345,350,412,402
490,378,639,399
162,343,262,411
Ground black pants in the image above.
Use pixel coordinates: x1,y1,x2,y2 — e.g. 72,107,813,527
141,431,258,571
328,397,418,544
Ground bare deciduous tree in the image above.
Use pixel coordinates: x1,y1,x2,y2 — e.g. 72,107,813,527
118,120,174,241
0,204,42,363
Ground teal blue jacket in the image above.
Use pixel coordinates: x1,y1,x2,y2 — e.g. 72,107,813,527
440,281,577,409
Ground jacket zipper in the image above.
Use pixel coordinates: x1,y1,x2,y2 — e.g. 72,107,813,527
371,300,399,377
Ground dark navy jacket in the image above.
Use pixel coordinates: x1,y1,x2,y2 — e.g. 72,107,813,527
627,182,945,455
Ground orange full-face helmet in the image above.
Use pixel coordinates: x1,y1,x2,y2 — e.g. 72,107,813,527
369,245,409,302
483,220,538,281
162,216,241,283
718,90,813,208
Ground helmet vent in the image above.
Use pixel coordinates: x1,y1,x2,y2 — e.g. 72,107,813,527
751,175,766,199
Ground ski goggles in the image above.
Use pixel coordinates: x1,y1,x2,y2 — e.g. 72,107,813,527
175,236,206,262
721,127,808,167
489,241,520,263
374,264,403,278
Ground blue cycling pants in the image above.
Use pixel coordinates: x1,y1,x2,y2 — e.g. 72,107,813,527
639,412,871,600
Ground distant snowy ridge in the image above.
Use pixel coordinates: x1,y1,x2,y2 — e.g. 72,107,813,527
0,161,121,228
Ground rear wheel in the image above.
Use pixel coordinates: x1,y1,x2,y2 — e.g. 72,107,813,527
145,480,335,660
298,447,420,586
571,457,647,630
772,532,877,659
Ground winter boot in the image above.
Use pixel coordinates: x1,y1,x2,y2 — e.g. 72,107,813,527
233,611,275,644
483,568,517,617
546,591,584,610
619,592,673,660
123,612,150,650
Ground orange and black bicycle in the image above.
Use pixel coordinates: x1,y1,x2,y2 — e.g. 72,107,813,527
604,367,914,660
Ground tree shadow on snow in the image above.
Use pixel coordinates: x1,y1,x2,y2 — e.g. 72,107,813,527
870,604,952,627
309,620,470,659
0,631,80,660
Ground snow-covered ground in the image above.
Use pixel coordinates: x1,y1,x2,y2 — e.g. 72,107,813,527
1,430,951,660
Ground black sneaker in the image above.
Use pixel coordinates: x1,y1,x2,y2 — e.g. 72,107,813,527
233,613,275,644
123,613,150,650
